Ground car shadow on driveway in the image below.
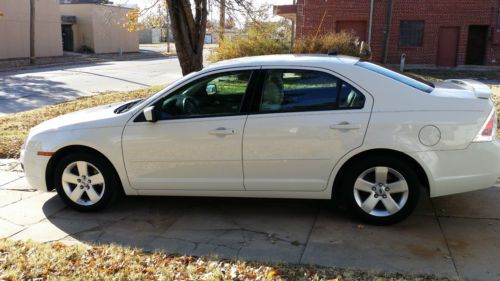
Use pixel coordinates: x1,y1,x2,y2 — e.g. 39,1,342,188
42,196,324,260
39,191,480,279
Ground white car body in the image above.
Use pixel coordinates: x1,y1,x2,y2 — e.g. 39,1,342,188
20,55,500,204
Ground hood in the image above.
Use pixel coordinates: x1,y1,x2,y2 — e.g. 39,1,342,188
30,101,129,136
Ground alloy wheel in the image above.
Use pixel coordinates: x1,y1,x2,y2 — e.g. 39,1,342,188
61,161,106,206
353,166,409,217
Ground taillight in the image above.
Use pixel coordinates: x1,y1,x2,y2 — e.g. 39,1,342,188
473,108,497,142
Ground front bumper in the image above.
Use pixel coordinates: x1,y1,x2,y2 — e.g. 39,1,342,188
412,140,500,197
20,148,50,192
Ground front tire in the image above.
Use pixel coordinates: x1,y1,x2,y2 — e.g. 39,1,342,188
342,156,420,225
54,152,119,211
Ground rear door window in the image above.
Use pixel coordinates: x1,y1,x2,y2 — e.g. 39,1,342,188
260,70,337,113
258,69,364,113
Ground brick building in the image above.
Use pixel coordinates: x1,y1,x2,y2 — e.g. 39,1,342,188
275,0,500,67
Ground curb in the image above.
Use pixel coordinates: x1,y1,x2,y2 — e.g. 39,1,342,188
0,53,176,74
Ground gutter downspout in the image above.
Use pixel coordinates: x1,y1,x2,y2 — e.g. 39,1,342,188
367,0,374,52
30,0,35,65
381,0,393,64
291,0,296,49
497,0,500,26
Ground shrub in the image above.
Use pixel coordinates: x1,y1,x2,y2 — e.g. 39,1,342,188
209,21,291,62
294,32,369,58
77,45,95,54
210,26,370,62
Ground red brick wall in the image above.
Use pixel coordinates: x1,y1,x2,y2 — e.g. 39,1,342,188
294,0,500,66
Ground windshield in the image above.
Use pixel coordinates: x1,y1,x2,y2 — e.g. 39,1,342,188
356,61,434,93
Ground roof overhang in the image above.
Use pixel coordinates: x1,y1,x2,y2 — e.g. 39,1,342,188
273,4,297,20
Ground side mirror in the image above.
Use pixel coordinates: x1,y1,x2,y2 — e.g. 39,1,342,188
206,84,217,95
143,106,157,122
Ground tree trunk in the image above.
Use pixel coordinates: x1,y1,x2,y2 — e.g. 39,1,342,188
164,0,171,53
166,0,207,75
219,0,225,41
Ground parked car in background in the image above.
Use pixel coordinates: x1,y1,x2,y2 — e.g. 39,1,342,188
20,55,500,224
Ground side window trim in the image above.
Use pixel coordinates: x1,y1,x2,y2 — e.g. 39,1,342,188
133,68,260,123
248,67,365,115
241,69,265,114
248,69,267,113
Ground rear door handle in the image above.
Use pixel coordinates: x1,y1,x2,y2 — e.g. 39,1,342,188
209,127,237,135
329,122,361,130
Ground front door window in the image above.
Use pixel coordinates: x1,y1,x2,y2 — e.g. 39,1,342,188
156,71,252,120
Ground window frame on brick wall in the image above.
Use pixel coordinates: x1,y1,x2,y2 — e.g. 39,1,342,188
399,20,425,48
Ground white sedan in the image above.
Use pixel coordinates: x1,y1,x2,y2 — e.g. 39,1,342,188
20,55,500,224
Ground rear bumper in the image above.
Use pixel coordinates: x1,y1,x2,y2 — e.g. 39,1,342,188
20,148,50,192
412,140,500,197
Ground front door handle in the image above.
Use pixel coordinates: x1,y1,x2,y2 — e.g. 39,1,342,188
329,122,361,130
209,127,237,135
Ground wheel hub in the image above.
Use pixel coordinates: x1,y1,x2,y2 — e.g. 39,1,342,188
375,183,386,196
78,176,92,189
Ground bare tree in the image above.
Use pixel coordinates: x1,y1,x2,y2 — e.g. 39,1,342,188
130,0,263,75
165,0,208,75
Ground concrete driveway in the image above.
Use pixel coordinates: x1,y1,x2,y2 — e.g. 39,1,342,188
0,57,183,116
1,167,499,281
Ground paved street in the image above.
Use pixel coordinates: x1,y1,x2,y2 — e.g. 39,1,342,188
1,164,499,281
0,57,183,116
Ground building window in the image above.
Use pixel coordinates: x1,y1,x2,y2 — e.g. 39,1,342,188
399,21,424,47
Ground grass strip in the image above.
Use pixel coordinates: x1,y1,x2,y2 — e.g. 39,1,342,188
0,239,454,281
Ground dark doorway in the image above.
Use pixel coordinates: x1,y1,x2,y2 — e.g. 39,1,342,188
465,25,489,65
437,27,459,67
336,21,367,42
61,24,74,52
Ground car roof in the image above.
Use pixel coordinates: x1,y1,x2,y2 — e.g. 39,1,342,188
204,54,360,71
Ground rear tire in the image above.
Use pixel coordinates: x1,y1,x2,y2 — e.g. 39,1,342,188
54,152,119,211
341,156,420,225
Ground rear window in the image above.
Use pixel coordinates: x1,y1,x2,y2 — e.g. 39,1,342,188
356,61,434,93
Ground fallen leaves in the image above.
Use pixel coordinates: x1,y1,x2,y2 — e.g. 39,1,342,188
0,239,455,281
267,270,277,279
